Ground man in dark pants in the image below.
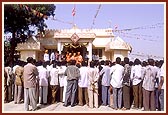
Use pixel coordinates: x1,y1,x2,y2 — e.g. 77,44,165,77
63,60,80,107
122,57,131,110
4,69,8,103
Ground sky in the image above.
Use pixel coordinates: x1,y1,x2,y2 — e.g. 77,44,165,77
44,3,165,60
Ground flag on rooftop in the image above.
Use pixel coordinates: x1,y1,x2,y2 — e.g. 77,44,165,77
72,5,76,16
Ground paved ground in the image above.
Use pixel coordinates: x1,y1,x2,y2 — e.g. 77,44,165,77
2,101,148,113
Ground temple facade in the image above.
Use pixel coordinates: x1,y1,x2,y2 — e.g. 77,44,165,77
16,26,132,62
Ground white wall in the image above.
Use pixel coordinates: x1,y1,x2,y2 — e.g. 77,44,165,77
113,50,128,62
20,51,37,62
102,49,114,61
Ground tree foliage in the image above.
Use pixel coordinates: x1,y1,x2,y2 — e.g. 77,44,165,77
4,4,56,65
4,4,55,35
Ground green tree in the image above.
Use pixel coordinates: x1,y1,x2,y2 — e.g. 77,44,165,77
4,4,56,65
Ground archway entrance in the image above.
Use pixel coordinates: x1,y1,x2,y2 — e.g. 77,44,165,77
62,43,87,59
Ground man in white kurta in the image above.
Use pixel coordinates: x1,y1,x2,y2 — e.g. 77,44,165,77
38,62,49,104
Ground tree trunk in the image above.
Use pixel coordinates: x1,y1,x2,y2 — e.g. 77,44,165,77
9,32,17,66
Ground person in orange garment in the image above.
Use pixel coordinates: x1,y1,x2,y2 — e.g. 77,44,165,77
70,52,77,61
66,52,72,63
76,52,83,65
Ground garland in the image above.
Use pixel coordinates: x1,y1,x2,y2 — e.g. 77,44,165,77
63,43,88,49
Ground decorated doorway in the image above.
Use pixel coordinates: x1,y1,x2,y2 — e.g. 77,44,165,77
62,43,87,60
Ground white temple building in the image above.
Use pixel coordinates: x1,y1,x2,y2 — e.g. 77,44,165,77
16,25,132,62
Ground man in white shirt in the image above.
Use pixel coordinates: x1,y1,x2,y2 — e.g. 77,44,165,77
49,63,59,104
38,62,49,105
36,61,43,103
153,61,160,110
50,50,56,64
58,61,67,102
99,60,111,106
78,61,89,106
46,63,53,74
43,50,50,62
158,62,164,111
130,58,143,109
110,57,124,110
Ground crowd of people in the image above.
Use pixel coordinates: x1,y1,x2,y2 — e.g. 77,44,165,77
4,51,165,111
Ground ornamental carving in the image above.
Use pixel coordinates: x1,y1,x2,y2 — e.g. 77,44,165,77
70,33,80,44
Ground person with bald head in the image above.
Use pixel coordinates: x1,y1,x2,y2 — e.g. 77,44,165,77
76,52,83,65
